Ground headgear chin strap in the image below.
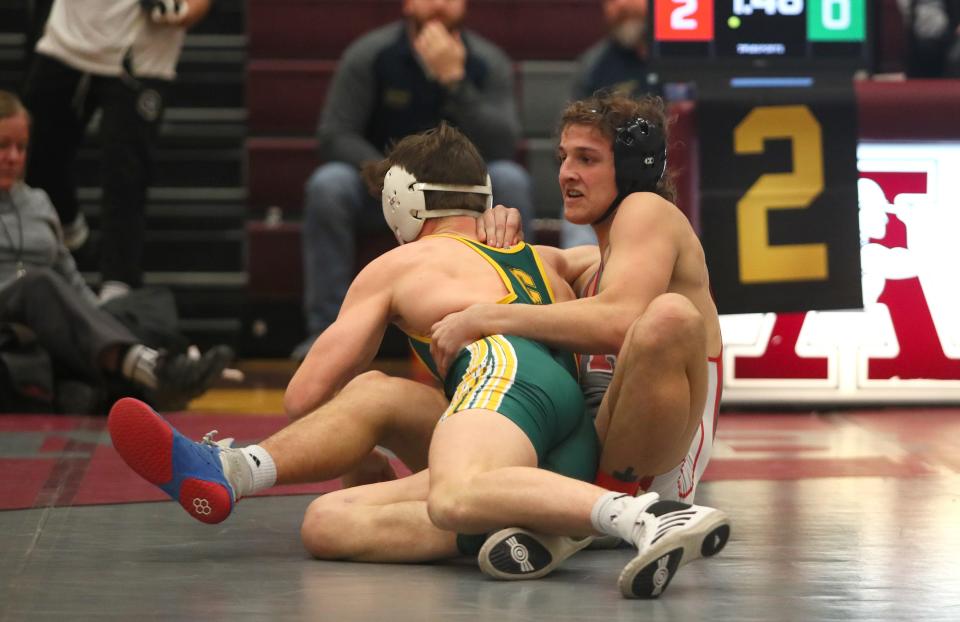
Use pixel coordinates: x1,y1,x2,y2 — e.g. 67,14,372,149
593,116,667,225
382,165,493,244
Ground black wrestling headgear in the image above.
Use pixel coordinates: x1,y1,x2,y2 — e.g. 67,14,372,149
594,116,667,224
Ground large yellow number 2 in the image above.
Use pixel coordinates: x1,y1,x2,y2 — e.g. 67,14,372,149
734,106,827,283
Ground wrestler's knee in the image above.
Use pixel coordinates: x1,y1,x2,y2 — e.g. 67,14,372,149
300,493,356,559
340,369,392,396
627,293,704,356
286,370,392,420
426,477,473,532
344,371,445,431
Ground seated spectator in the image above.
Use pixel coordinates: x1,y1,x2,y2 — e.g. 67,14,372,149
563,0,660,248
571,0,659,101
296,0,533,359
901,0,960,77
0,91,232,413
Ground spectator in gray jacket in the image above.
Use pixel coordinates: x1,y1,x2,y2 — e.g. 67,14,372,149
296,0,533,359
0,91,232,412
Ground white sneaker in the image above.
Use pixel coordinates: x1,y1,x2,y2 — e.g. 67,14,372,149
478,528,594,580
618,500,730,599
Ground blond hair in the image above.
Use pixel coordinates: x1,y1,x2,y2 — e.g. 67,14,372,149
0,90,28,122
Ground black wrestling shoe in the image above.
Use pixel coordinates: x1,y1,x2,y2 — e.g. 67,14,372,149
151,345,234,410
618,500,730,599
478,528,594,580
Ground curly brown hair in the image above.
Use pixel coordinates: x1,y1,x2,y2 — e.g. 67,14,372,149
559,91,676,204
362,122,489,213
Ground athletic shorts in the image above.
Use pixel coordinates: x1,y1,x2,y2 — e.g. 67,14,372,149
441,334,598,483
642,356,722,503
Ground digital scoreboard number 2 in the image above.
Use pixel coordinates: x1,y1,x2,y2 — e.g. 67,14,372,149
656,0,715,41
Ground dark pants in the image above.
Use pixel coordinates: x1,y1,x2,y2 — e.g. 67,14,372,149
21,53,169,287
0,269,137,381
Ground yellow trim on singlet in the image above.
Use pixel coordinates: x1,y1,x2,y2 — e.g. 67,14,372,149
477,335,513,410
407,331,431,344
424,233,529,254
405,332,437,378
442,335,519,417
528,245,557,304
424,234,521,305
447,338,488,413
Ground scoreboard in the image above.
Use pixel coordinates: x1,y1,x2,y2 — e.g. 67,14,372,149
720,142,960,405
651,0,871,75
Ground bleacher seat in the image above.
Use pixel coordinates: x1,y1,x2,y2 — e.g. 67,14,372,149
247,60,336,135
249,0,604,61
519,60,578,138
0,4,27,91
247,137,318,216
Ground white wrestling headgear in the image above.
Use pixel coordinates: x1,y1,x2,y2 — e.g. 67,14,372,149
381,165,493,244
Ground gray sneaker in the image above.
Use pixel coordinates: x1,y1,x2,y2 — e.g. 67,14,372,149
478,528,594,580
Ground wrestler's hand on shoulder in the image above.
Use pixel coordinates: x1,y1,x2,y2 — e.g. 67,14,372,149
430,304,495,376
477,204,523,248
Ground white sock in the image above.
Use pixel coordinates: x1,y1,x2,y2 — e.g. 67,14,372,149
217,444,276,500
241,445,277,496
121,344,159,389
590,491,659,544
590,492,631,538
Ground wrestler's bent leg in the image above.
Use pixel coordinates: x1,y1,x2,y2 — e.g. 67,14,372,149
594,293,708,489
264,371,447,484
301,470,459,562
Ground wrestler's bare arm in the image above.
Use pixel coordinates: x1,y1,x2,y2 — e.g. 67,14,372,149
284,257,395,418
431,194,679,369
588,194,680,345
535,244,601,295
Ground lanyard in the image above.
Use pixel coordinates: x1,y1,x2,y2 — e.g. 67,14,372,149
0,201,26,279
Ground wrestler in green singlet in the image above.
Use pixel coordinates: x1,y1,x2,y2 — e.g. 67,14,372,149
406,234,598,482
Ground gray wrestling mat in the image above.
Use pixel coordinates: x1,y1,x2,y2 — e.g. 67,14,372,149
3,475,959,621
